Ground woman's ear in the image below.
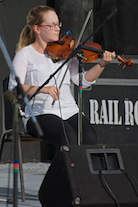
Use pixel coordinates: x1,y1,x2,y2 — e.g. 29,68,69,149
33,25,40,34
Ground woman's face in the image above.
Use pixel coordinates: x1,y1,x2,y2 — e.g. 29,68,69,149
38,11,60,43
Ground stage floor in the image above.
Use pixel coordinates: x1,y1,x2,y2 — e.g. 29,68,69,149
0,162,50,207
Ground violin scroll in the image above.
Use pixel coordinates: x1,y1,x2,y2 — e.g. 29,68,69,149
117,55,134,68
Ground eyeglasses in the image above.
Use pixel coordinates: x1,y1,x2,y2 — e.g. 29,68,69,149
38,22,62,30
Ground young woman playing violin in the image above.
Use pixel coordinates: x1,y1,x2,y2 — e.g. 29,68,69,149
9,5,115,147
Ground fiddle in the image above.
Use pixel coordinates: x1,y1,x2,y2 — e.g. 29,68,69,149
47,36,134,67
47,36,102,63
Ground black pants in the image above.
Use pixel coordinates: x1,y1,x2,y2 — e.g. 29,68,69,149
27,113,97,146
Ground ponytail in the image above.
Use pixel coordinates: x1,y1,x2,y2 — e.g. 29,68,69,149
15,5,55,53
16,25,35,53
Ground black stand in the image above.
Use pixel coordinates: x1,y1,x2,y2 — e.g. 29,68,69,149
0,33,43,207
77,54,83,145
13,96,19,207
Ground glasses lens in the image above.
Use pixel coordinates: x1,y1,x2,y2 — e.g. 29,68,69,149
51,22,62,30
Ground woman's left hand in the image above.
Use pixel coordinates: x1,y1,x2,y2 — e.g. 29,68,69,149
84,50,116,83
99,51,116,67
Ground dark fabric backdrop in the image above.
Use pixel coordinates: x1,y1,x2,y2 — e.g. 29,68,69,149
93,0,138,55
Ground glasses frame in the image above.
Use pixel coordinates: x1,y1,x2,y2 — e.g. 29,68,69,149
37,22,62,30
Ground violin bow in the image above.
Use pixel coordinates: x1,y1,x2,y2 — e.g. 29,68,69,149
52,8,118,104
52,8,93,107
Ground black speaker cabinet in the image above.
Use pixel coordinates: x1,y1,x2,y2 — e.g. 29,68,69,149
38,144,138,207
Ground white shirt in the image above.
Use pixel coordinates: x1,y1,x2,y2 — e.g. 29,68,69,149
9,45,95,128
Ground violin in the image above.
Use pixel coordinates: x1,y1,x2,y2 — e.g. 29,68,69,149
47,36,134,67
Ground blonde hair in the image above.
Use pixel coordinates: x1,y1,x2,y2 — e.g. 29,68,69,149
16,5,55,53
